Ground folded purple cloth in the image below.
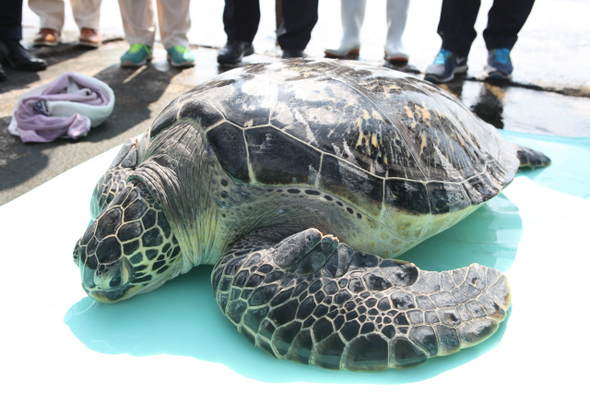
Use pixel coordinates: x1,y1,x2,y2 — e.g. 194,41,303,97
9,72,115,143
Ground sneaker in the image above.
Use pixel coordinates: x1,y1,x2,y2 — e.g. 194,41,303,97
167,45,195,68
424,49,468,84
120,44,152,67
484,48,513,80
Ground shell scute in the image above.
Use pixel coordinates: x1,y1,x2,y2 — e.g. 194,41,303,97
427,182,471,214
245,126,321,186
178,99,224,131
206,122,250,183
219,74,276,128
319,155,383,217
384,179,430,215
463,173,500,204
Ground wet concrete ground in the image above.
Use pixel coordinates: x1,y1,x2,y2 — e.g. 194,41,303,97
1,0,589,206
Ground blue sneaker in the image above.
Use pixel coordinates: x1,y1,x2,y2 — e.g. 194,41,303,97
484,48,513,80
121,44,152,67
167,45,195,68
424,49,468,84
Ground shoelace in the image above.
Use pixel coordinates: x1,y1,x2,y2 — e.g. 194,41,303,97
493,48,511,64
433,49,451,65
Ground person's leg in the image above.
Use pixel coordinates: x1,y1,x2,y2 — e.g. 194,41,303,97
0,0,47,72
157,0,195,67
118,0,156,46
278,0,319,57
28,0,65,31
0,0,24,41
71,0,102,47
71,0,101,30
384,0,410,63
118,0,155,67
483,0,535,50
217,0,260,64
29,0,65,45
437,0,480,57
482,0,535,80
223,0,260,43
424,0,479,83
157,0,190,49
324,0,366,59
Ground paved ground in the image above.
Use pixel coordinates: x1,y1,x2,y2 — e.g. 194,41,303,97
1,0,589,206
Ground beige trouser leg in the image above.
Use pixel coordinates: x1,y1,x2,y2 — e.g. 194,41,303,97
156,0,191,49
28,0,65,31
29,0,102,31
118,0,190,49
118,0,156,46
71,0,102,30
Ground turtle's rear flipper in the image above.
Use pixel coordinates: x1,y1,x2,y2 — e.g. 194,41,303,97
212,228,511,370
515,144,551,169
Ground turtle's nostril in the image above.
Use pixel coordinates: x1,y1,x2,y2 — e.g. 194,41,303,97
108,258,132,288
85,257,134,291
110,274,122,288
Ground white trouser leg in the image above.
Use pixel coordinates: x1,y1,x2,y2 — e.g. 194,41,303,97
118,0,156,46
325,0,366,57
71,0,102,30
28,0,65,32
385,0,410,61
156,0,191,49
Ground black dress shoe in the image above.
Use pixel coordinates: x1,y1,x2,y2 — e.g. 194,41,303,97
217,41,254,64
281,49,306,59
0,63,6,82
1,40,47,71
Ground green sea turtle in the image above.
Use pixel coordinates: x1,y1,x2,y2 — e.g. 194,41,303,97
73,59,550,370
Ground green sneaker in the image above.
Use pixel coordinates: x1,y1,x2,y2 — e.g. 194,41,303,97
167,45,195,68
120,44,152,67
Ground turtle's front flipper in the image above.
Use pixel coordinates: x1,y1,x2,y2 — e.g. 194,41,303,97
212,229,511,370
515,144,551,169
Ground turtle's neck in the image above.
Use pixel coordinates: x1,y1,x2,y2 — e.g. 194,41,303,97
127,122,215,270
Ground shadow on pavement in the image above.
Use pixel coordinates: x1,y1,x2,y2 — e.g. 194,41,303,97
0,58,176,198
85,63,178,143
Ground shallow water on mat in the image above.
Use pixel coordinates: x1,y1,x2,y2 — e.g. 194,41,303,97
64,132,589,384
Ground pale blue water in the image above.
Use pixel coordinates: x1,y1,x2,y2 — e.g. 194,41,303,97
64,132,589,384
500,130,590,200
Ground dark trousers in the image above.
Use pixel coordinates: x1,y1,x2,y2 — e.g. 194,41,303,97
437,0,535,57
0,0,23,41
223,0,318,50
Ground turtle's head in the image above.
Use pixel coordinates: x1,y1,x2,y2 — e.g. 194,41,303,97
73,180,183,303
